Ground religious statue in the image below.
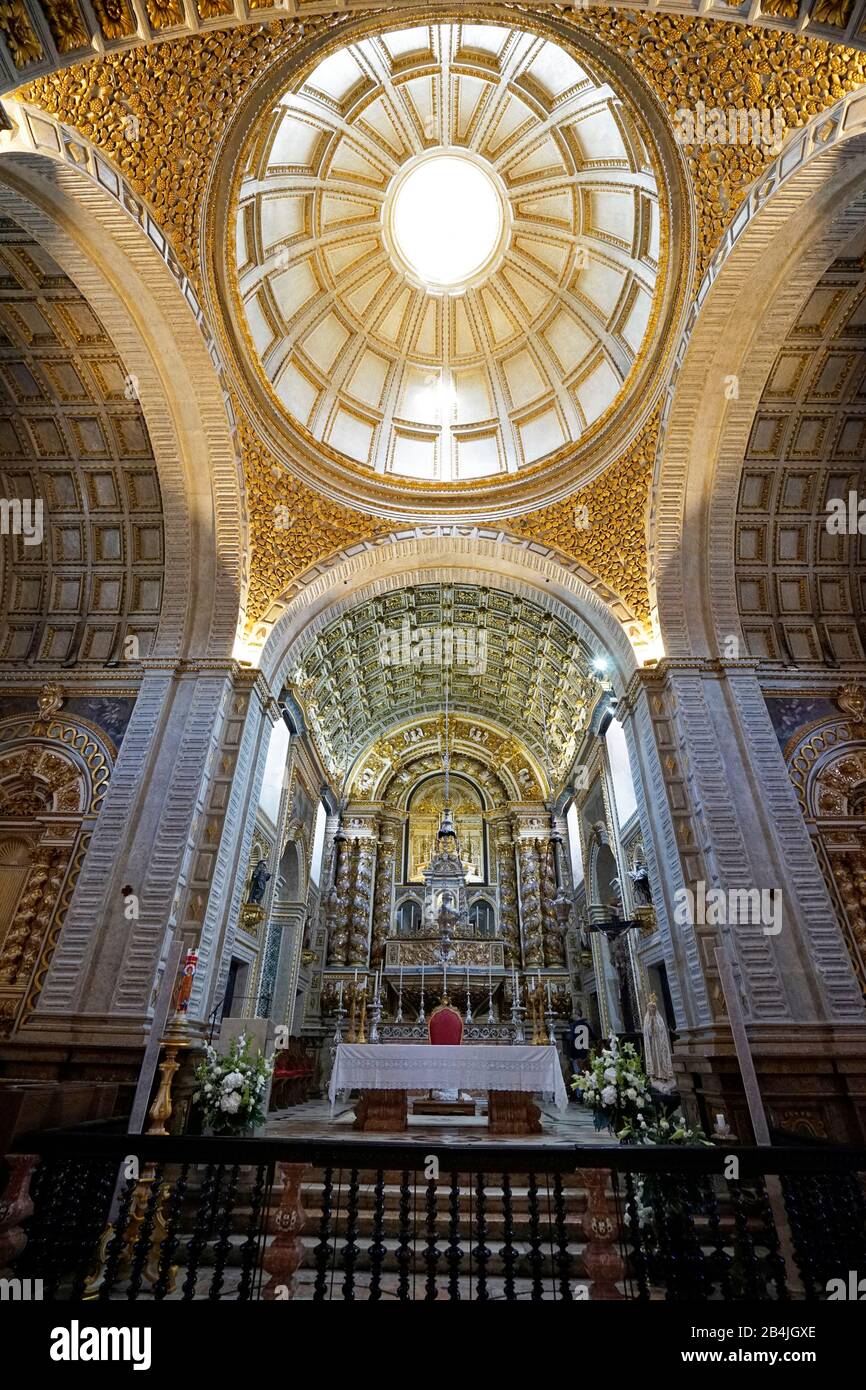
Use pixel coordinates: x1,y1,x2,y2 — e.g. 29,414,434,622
642,994,675,1088
247,859,271,905
628,860,653,906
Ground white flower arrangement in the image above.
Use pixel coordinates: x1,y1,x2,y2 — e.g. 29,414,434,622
572,1039,651,1137
193,1032,273,1135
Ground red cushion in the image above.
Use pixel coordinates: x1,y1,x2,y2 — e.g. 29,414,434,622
429,1006,463,1045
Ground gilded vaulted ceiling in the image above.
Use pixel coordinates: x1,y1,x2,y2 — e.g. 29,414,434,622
351,714,546,805
291,581,600,783
736,241,866,666
0,219,164,665
14,9,866,629
233,22,661,483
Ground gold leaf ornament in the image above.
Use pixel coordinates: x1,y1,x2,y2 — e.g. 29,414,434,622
0,0,42,66
91,0,135,41
42,0,89,53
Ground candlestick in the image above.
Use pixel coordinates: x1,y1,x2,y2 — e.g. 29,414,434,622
396,960,404,1024
465,966,472,1024
419,965,426,1024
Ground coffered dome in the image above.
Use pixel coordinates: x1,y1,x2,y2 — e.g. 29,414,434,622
232,21,664,487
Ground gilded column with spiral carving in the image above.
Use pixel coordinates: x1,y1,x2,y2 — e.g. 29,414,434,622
544,835,569,967
495,828,520,967
518,840,544,968
326,832,350,966
347,838,375,967
370,832,395,967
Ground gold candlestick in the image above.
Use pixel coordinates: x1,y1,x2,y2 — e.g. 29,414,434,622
357,987,368,1044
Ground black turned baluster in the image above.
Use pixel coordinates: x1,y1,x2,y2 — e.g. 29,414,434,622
527,1171,545,1302
650,1174,683,1299
472,1173,491,1302
126,1165,164,1300
238,1162,270,1301
396,1170,412,1301
501,1172,517,1302
341,1167,361,1300
779,1176,819,1300
673,1174,709,1299
368,1169,387,1302
424,1175,440,1300
182,1163,218,1300
98,1173,137,1300
312,1166,335,1301
622,1172,650,1300
152,1164,189,1301
701,1174,732,1300
209,1163,240,1300
754,1177,788,1300
728,1180,763,1300
69,1161,115,1301
54,1160,92,1298
40,1161,75,1299
832,1173,866,1282
446,1171,462,1300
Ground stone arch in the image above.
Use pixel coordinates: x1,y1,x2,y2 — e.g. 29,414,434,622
277,835,306,904
0,3,861,102
0,122,246,659
651,96,866,658
258,532,642,698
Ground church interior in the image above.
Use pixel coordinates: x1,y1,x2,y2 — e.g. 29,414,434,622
0,0,865,1311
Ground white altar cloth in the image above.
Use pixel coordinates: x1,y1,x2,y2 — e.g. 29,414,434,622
328,1043,569,1111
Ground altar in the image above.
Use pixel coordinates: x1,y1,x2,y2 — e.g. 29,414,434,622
329,1042,569,1133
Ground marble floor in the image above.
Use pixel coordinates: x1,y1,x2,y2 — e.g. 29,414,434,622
264,1096,617,1145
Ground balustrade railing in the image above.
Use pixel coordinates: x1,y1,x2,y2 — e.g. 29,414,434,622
1,1133,864,1301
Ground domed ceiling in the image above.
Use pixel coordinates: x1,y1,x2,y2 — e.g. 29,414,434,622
231,21,664,488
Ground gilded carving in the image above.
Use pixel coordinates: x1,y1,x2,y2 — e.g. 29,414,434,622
238,415,388,629
347,838,375,967
41,0,89,53
370,845,394,967
511,412,659,623
325,834,350,966
0,0,41,66
145,0,185,29
37,682,65,721
837,682,866,726
89,0,135,41
495,830,520,968
812,0,854,24
196,0,232,14
518,841,544,969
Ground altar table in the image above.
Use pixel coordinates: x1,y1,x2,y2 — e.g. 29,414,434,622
329,1043,569,1133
